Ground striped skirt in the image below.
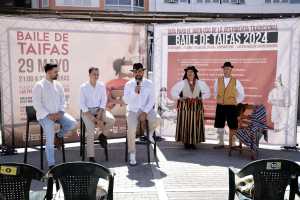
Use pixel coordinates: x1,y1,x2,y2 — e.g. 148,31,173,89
175,98,205,144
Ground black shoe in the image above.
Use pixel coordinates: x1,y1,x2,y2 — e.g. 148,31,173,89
89,157,96,163
98,134,108,149
190,144,197,150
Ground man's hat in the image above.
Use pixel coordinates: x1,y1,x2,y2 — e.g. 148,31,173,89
130,63,146,72
184,65,198,73
222,62,234,68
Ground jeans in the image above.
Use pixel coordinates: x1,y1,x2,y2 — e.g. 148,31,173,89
39,113,77,166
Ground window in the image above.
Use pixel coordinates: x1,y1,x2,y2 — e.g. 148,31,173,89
56,0,99,7
165,0,178,3
231,0,245,4
106,0,144,7
134,0,144,6
119,0,130,5
42,0,49,7
265,0,289,2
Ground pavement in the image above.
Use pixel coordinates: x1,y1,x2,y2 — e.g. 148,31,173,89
1,137,300,200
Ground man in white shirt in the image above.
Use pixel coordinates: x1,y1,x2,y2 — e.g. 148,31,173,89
80,67,115,163
213,62,245,149
123,63,160,166
32,63,77,169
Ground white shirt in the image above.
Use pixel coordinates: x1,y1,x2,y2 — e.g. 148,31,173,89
32,79,65,120
171,79,211,100
213,77,245,104
80,81,107,113
123,78,155,113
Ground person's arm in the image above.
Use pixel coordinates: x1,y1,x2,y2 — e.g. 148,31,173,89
170,80,184,100
32,84,50,119
80,86,97,122
198,80,211,99
122,81,138,105
236,80,245,103
80,86,89,113
141,81,155,114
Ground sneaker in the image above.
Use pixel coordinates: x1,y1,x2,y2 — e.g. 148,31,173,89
98,134,108,149
129,153,137,166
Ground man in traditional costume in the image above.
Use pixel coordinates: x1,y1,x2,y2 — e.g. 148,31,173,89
214,62,245,149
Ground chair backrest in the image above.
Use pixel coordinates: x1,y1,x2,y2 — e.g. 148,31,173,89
236,159,300,200
0,163,44,200
26,106,38,122
48,162,114,200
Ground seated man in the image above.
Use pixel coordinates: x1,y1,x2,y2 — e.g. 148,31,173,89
32,63,77,169
123,63,160,166
235,103,268,159
80,67,115,163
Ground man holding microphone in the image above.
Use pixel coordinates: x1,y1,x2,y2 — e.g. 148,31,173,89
123,63,160,166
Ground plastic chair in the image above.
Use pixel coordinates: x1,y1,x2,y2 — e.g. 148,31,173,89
228,159,300,200
0,163,44,200
46,162,115,200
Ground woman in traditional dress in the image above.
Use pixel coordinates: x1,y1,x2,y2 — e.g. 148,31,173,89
171,66,210,149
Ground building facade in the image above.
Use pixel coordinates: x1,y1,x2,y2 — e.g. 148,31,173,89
31,0,149,11
149,0,300,13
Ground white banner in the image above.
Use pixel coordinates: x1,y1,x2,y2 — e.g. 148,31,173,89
153,18,300,146
0,16,147,146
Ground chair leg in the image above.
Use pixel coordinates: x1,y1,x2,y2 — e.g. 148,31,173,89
105,145,108,161
146,120,150,164
82,125,86,161
154,132,158,162
40,126,44,170
239,140,242,154
125,135,128,162
24,121,30,163
80,117,83,157
62,137,66,163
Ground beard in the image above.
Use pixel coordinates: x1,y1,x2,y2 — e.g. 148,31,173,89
135,75,143,81
52,75,58,80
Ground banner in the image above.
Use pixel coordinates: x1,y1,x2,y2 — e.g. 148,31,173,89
0,16,147,147
153,18,300,146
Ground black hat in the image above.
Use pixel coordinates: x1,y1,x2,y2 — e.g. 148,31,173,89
184,65,198,73
130,63,146,72
222,62,234,68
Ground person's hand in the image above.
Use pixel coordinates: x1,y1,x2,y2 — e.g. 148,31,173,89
96,109,105,120
47,114,57,121
55,112,63,120
139,112,147,122
96,120,104,128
